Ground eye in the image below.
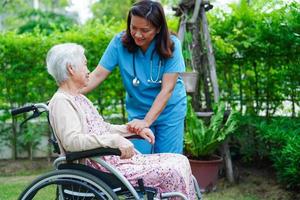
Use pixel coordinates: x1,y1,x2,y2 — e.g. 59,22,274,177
130,25,136,31
141,29,151,33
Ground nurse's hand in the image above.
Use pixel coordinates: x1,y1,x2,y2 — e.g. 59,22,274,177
138,128,155,144
127,119,149,134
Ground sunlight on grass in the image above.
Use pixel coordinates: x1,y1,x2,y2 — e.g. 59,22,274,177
0,175,58,200
0,176,35,200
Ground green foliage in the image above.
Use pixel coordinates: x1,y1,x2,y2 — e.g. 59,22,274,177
17,123,44,159
185,97,238,158
182,32,193,71
256,118,300,190
17,10,76,35
208,0,300,116
0,0,70,31
91,0,133,22
0,22,125,158
234,116,300,190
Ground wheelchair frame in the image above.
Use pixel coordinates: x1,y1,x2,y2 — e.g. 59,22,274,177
12,103,202,200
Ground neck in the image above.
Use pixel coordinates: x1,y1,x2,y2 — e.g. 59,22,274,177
140,45,148,53
59,82,80,96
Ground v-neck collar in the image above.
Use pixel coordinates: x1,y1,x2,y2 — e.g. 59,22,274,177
137,37,157,58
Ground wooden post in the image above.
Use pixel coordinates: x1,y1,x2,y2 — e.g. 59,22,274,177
200,6,219,103
200,4,235,183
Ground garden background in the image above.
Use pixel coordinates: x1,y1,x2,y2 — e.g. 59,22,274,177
0,0,299,199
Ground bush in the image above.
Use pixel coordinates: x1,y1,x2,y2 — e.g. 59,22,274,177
234,116,300,190
0,22,124,159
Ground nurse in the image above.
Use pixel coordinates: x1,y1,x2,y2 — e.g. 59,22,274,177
83,0,187,154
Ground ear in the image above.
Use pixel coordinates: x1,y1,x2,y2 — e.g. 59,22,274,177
67,64,75,76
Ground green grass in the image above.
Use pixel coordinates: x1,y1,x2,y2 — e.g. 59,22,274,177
0,175,36,200
0,175,265,200
0,167,295,200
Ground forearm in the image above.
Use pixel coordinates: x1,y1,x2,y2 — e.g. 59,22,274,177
63,133,124,152
81,65,110,94
144,89,173,126
144,74,178,126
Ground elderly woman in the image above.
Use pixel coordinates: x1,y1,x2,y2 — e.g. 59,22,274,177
47,43,196,199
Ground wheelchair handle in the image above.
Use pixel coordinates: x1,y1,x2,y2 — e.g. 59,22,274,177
11,105,36,116
11,103,49,116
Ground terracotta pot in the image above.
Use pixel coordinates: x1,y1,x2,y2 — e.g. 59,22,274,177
181,72,199,93
189,155,223,192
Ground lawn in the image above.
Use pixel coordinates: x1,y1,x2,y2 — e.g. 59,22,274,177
0,159,296,200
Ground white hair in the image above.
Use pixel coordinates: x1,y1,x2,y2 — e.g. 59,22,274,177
46,43,85,84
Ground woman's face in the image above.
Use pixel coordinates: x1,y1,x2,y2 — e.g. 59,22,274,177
130,15,159,52
73,57,90,88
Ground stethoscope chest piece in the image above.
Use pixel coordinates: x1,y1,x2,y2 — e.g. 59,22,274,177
132,77,140,87
132,49,163,87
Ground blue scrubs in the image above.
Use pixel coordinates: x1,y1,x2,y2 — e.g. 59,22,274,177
99,32,187,154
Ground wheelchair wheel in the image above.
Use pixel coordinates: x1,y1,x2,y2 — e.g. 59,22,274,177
18,169,119,200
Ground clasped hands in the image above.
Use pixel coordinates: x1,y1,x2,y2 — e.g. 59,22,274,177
119,120,154,159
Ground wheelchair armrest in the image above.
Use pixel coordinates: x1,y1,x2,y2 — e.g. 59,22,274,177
65,147,121,162
125,135,144,140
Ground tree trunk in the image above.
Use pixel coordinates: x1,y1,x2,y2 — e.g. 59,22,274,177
12,116,17,160
238,64,243,113
47,127,52,163
253,61,259,114
120,91,126,123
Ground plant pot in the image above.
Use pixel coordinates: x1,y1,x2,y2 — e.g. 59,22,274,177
181,72,199,93
189,155,223,192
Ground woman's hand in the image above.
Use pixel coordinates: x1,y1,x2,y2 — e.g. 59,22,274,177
127,119,149,134
118,137,135,159
119,145,135,159
138,128,155,144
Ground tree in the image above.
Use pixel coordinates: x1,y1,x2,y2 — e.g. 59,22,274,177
91,0,134,22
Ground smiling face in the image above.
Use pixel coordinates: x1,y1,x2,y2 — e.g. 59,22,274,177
130,15,159,52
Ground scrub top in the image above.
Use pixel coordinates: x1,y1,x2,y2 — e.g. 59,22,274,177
99,32,187,125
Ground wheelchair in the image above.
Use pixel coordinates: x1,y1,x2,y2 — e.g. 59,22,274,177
12,103,202,200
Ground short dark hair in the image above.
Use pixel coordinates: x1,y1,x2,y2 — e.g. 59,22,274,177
122,0,174,59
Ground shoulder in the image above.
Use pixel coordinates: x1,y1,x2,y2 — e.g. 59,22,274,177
170,35,181,48
111,31,125,44
49,92,73,109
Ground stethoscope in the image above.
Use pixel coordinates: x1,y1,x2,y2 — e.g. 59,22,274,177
132,49,163,87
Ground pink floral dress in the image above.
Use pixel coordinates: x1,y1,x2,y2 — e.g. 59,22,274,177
73,95,196,199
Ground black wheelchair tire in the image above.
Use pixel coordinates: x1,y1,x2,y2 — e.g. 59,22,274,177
18,169,119,200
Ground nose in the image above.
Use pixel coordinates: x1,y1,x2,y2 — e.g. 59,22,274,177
134,30,143,38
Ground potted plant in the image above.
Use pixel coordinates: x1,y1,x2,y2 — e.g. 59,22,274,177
185,98,238,192
180,32,199,93
181,71,199,93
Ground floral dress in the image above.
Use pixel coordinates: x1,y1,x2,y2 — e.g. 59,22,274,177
73,95,196,199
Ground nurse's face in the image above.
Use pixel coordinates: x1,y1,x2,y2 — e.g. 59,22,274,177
130,15,159,52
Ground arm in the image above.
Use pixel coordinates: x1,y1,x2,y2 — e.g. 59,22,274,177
50,98,133,152
127,73,178,133
110,125,155,144
81,65,111,94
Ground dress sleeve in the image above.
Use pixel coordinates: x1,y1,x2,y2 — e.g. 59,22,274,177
164,35,186,73
99,34,120,72
50,98,132,152
109,125,134,137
